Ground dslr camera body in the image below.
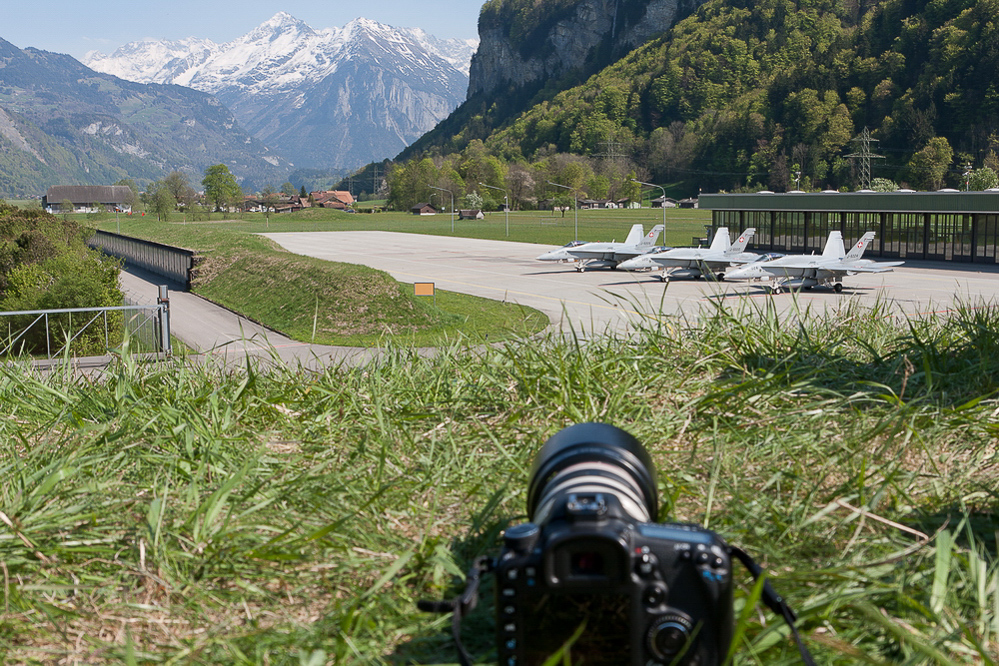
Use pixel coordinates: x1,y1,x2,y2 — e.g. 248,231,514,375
494,423,733,665
419,423,812,666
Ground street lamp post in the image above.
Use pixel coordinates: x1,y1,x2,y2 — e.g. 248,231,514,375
427,185,455,233
479,182,509,237
547,181,578,242
632,179,666,242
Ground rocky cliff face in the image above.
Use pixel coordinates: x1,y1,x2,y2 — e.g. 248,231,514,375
468,0,696,98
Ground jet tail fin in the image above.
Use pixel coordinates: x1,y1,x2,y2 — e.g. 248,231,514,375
624,224,644,246
845,232,877,261
640,224,665,247
709,227,730,252
822,231,846,259
724,228,755,255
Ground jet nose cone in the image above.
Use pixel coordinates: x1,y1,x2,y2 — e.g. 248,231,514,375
617,257,648,271
725,265,762,280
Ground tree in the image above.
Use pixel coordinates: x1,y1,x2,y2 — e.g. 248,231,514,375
870,177,899,192
619,172,643,206
281,182,296,197
968,167,999,191
148,182,176,221
907,137,953,190
164,171,196,210
202,164,242,213
462,191,484,210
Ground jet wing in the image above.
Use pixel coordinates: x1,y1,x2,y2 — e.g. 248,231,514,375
567,249,619,261
824,260,904,274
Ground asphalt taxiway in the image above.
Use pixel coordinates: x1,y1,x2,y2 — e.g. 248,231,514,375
262,231,999,335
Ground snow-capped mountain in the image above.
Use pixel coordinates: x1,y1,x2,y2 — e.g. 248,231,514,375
85,13,478,171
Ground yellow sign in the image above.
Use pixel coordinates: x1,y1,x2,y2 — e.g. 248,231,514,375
414,282,435,296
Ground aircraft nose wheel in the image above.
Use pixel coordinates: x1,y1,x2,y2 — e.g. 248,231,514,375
833,283,843,293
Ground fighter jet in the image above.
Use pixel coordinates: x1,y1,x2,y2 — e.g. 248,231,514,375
558,223,665,271
616,227,758,281
724,231,903,293
535,240,591,263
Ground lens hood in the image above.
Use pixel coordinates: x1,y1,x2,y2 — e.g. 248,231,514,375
527,423,658,523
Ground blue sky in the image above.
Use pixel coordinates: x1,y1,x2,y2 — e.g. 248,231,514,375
4,0,484,60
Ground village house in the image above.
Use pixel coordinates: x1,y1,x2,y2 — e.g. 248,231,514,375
42,185,133,214
411,203,438,215
652,196,679,209
311,190,355,210
458,209,484,220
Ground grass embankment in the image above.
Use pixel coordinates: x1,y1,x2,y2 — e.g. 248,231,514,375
97,208,707,347
98,217,553,347
3,298,999,663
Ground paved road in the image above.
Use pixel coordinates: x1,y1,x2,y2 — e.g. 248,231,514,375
118,266,388,368
263,231,999,333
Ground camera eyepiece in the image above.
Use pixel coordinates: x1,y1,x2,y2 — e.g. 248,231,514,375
527,423,659,526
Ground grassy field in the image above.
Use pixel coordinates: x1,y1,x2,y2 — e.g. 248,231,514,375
91,207,707,347
3,296,999,663
98,206,710,247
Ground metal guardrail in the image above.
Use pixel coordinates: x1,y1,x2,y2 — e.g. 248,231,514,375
1,287,172,359
87,230,195,289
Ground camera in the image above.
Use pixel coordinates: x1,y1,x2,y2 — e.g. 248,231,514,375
494,423,732,665
419,423,811,666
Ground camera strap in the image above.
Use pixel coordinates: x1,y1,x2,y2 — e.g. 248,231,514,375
728,545,817,666
417,555,493,666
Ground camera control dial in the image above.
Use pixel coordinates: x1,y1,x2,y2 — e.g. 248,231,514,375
647,613,695,662
503,523,540,554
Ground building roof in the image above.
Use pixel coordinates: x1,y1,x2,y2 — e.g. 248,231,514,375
45,185,133,204
700,190,999,214
311,190,355,206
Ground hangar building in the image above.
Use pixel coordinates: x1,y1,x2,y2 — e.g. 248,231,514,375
699,191,999,263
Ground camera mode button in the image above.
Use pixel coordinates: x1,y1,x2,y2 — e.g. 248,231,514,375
642,583,667,607
636,552,658,577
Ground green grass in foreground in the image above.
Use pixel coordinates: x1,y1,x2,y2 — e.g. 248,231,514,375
3,297,999,664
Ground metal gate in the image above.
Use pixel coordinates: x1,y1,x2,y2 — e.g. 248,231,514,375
1,289,171,360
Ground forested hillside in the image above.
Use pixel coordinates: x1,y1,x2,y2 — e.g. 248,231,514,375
0,39,288,197
400,0,999,197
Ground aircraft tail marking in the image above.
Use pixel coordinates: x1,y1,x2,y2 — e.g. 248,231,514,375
640,224,665,247
845,232,877,261
724,228,755,256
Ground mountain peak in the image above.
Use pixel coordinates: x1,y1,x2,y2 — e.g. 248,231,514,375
83,17,478,170
246,12,316,41
262,11,307,29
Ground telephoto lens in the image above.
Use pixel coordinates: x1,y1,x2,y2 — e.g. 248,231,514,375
527,422,659,526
